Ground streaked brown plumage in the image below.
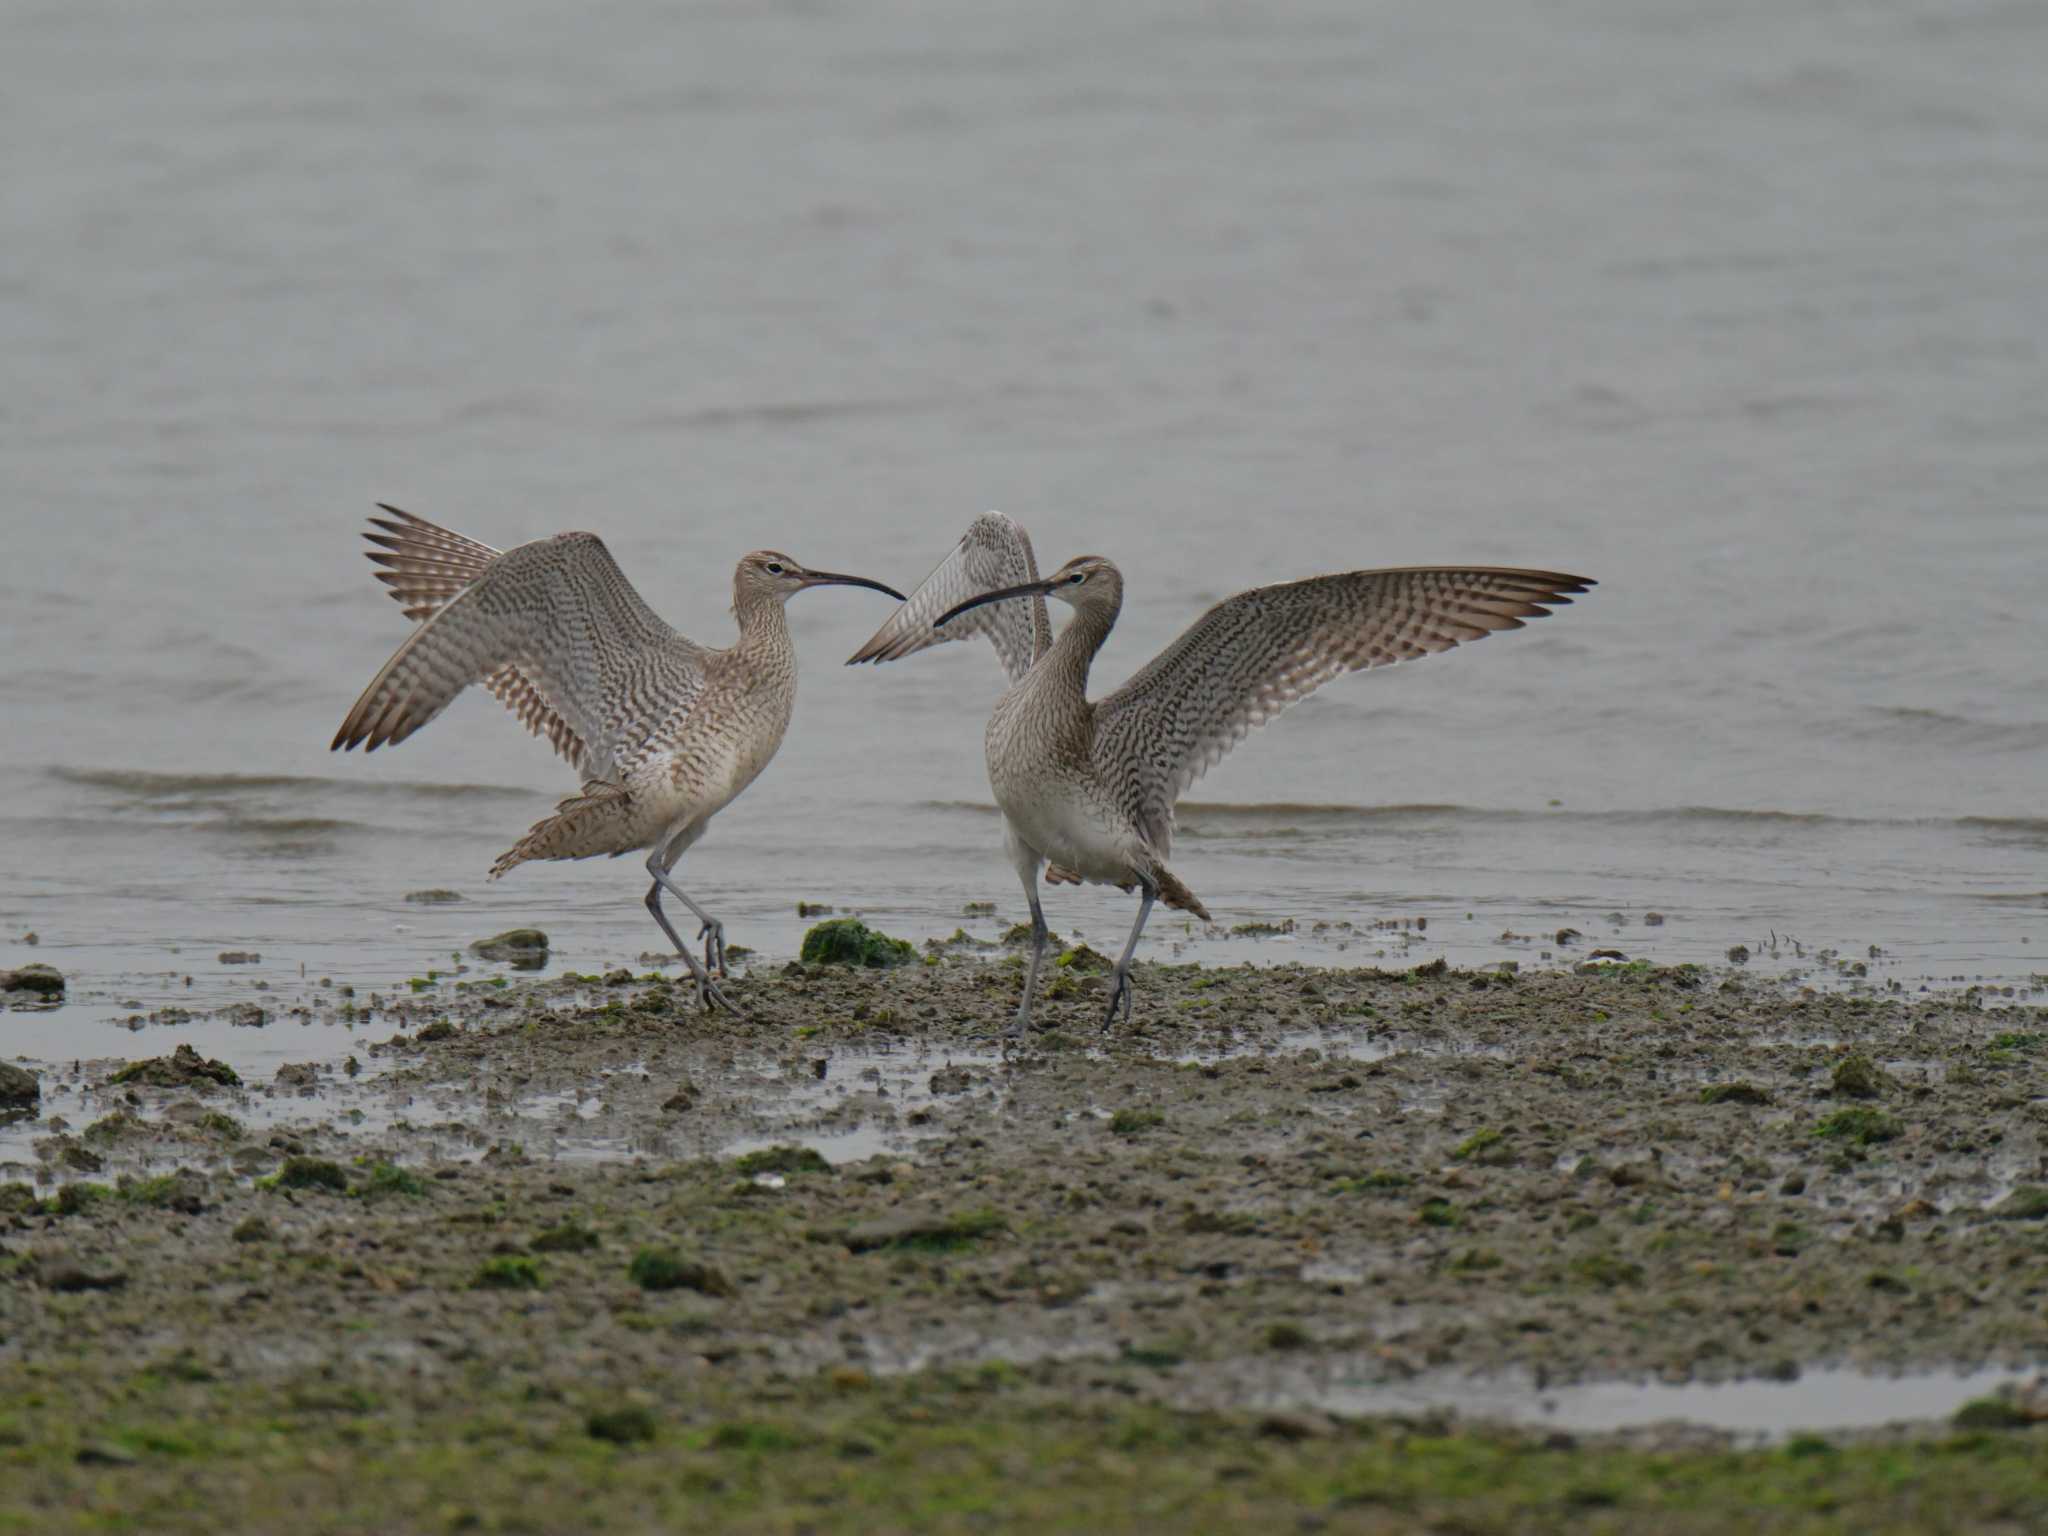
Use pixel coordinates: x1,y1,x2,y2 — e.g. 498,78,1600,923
334,504,903,1012
852,517,1593,1032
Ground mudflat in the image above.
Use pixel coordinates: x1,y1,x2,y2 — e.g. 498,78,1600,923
4,953,2045,1533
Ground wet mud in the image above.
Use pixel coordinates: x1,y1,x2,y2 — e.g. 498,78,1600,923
4,956,2045,1531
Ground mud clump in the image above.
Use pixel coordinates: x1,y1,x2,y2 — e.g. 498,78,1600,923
734,1146,830,1178
1831,1054,1891,1099
0,1062,39,1108
270,1157,348,1193
1700,1082,1773,1106
119,1171,209,1214
109,1043,241,1091
404,889,466,905
798,918,915,968
587,1405,658,1445
1989,1186,2048,1222
1055,945,1111,974
835,1208,1005,1253
470,928,550,968
628,1247,735,1296
1,963,65,998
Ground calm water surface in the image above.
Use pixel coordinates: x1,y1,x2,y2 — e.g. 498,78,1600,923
3,1,2043,1069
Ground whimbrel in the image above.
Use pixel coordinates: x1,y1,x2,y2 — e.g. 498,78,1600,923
332,504,903,1012
852,517,1592,1032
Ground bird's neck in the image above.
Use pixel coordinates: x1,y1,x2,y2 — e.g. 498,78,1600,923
1044,598,1117,700
733,590,796,667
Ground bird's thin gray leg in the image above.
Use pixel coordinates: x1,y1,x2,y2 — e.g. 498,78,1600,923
643,852,740,1016
1104,880,1156,1028
1011,889,1051,1040
655,827,726,979
1005,831,1048,1039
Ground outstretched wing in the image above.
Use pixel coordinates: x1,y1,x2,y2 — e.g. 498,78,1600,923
1093,566,1593,850
846,511,1051,684
333,526,708,783
363,504,504,621
359,504,587,767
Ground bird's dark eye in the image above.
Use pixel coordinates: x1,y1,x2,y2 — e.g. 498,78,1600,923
1069,571,1087,584
765,562,785,575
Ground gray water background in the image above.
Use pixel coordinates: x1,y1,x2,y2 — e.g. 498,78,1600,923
4,0,2044,1054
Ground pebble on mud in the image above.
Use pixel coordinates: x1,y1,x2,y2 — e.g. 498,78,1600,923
217,951,260,965
0,963,65,997
403,889,467,904
470,929,550,968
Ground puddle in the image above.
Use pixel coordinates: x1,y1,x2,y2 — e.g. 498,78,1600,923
1213,1357,2044,1439
1171,1027,1516,1067
710,1041,1008,1165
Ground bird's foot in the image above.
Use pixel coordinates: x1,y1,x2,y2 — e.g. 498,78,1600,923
1101,969,1134,1029
696,918,728,978
694,972,745,1019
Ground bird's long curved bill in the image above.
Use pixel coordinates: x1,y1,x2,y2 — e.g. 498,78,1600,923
803,571,908,601
933,578,1055,628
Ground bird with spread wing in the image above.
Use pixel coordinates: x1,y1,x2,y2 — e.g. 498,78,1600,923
850,512,1592,1033
333,504,903,1013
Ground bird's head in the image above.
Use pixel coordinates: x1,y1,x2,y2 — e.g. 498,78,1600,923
932,553,1123,629
735,551,905,607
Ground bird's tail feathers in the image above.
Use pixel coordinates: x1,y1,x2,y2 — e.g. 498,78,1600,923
489,780,635,878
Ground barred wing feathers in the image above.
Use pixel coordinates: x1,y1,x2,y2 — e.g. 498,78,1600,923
846,511,1051,684
334,526,708,784
1093,566,1593,850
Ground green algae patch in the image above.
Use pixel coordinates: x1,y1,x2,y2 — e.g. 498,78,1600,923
587,1404,659,1445
1832,1054,1891,1099
735,1145,831,1177
269,1157,348,1193
472,1255,542,1290
799,918,916,968
1451,1127,1513,1164
835,1207,1005,1254
629,1247,736,1296
1418,1198,1461,1228
46,1182,112,1216
118,1172,206,1213
999,922,1061,948
1109,1107,1165,1135
0,963,65,997
110,1043,240,1090
1954,1395,2032,1430
1571,1252,1646,1289
357,1161,425,1199
1055,944,1111,973
532,1220,602,1253
1813,1107,1902,1145
1989,1185,2048,1222
1700,1082,1773,1106
469,928,549,968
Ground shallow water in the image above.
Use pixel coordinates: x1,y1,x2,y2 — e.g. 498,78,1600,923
1226,1358,2043,1440
4,0,2044,1062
